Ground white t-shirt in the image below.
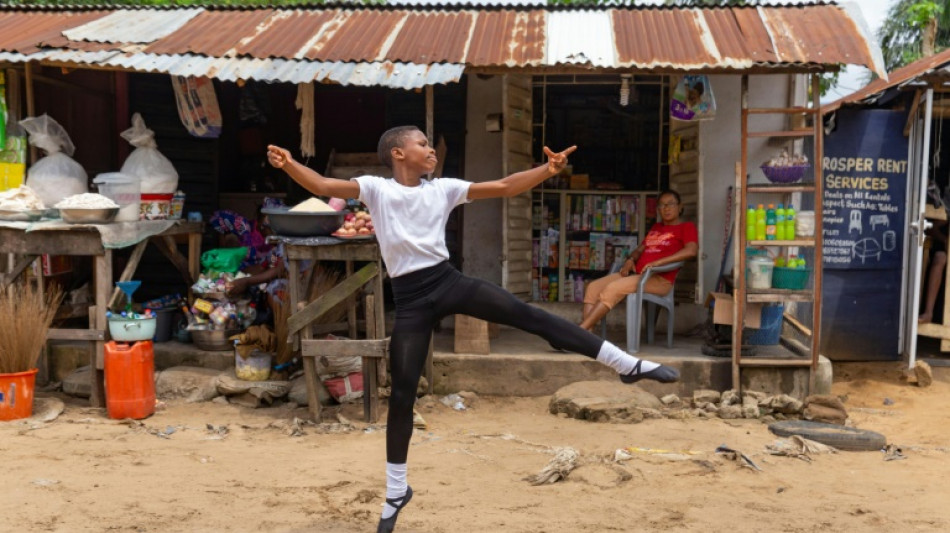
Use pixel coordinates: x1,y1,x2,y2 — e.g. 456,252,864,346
354,175,471,278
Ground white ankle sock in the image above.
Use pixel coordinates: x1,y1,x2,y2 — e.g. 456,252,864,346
381,462,408,519
596,341,660,375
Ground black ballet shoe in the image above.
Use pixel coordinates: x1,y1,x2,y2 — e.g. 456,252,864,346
377,485,413,533
620,360,680,384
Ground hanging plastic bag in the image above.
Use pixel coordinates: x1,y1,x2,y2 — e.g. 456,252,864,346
120,113,178,194
671,75,716,121
20,114,88,207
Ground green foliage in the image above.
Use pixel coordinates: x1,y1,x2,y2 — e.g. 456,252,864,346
878,0,950,72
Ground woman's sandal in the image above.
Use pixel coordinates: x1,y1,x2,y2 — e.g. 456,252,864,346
620,360,680,384
377,485,413,533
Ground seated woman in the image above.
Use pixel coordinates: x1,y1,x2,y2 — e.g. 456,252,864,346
578,189,698,332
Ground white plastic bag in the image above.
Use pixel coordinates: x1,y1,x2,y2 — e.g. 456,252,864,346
120,113,178,194
20,114,88,208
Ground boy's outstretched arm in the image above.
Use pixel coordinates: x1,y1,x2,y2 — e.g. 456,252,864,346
467,145,577,200
267,145,360,199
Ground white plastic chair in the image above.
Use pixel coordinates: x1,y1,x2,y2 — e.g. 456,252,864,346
601,261,685,353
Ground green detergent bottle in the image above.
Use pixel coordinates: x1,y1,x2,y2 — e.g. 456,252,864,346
785,205,796,240
776,204,786,240
765,204,776,240
746,205,756,241
755,204,766,241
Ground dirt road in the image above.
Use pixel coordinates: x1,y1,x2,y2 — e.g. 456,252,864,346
1,362,947,532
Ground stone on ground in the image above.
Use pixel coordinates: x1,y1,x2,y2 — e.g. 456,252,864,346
549,381,661,423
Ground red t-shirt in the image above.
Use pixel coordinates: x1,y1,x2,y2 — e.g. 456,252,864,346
635,221,698,283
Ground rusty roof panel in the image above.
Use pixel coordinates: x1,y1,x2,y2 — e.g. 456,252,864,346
703,8,777,65
468,10,544,66
305,10,405,62
234,10,336,59
386,11,474,64
144,9,275,57
0,11,105,54
612,9,717,69
761,5,869,67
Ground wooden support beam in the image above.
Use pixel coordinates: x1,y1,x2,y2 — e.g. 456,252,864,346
301,338,389,358
157,235,195,286
287,262,378,340
0,254,37,289
109,240,148,309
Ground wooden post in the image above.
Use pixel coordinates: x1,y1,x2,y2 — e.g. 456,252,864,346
187,231,201,301
363,293,380,423
346,260,357,339
91,251,111,408
454,315,490,354
290,257,322,421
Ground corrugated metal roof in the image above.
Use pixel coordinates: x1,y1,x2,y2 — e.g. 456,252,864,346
824,48,950,113
0,4,886,89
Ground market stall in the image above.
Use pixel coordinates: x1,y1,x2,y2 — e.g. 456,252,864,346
0,219,202,407
277,235,387,422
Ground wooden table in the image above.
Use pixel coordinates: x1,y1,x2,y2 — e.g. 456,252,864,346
0,220,203,407
280,237,388,422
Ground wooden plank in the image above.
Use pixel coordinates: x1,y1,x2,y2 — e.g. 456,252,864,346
916,322,950,339
364,293,380,422
0,228,103,255
301,339,389,358
747,107,817,115
47,329,106,341
92,254,111,408
747,184,816,194
738,358,812,367
747,130,815,138
747,239,815,247
454,314,490,354
109,240,148,309
746,291,814,303
346,260,357,339
783,312,812,337
283,242,380,262
0,254,37,289
157,235,195,286
187,231,201,299
287,262,379,339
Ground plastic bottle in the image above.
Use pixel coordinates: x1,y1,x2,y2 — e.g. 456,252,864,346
746,205,756,241
765,204,777,240
797,256,807,269
776,204,786,240
788,255,799,269
785,205,796,240
775,255,786,268
246,303,258,325
755,204,766,241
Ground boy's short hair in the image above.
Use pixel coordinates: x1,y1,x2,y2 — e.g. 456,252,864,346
377,126,422,168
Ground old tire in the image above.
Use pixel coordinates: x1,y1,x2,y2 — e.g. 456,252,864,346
768,420,886,452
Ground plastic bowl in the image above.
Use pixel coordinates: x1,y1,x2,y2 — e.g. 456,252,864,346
191,328,240,351
60,207,119,224
108,317,157,342
760,164,809,184
262,207,346,237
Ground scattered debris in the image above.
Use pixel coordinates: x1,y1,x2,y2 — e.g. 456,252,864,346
883,444,907,461
524,447,579,485
883,398,895,406
715,444,761,471
766,435,837,461
915,361,933,388
440,394,467,411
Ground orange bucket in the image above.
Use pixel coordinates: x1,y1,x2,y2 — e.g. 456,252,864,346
0,368,38,421
104,341,156,420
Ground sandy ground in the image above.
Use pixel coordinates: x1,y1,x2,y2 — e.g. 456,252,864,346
1,362,948,533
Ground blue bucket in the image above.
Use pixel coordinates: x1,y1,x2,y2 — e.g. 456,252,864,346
746,304,783,345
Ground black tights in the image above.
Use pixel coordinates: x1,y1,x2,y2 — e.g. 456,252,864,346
387,262,604,463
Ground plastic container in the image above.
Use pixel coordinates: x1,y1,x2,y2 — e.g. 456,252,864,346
796,210,815,237
235,349,272,381
786,206,796,239
94,172,140,222
191,328,240,351
765,204,776,240
776,204,786,240
170,190,185,220
140,193,173,220
152,308,177,343
747,304,783,345
754,204,766,240
108,316,157,342
746,255,774,289
772,266,811,290
104,341,155,420
0,368,38,421
746,206,756,241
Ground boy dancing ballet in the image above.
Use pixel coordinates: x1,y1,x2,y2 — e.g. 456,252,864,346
267,126,678,532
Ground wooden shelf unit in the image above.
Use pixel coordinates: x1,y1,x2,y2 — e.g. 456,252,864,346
734,73,824,394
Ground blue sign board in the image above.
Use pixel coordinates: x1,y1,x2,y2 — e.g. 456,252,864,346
822,109,908,270
821,109,908,360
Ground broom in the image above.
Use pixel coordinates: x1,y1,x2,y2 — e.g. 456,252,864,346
0,282,62,374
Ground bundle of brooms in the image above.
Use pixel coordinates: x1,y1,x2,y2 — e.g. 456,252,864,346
0,282,62,374
272,265,348,366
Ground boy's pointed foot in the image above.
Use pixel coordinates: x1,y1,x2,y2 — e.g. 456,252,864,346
620,360,680,384
377,485,413,533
